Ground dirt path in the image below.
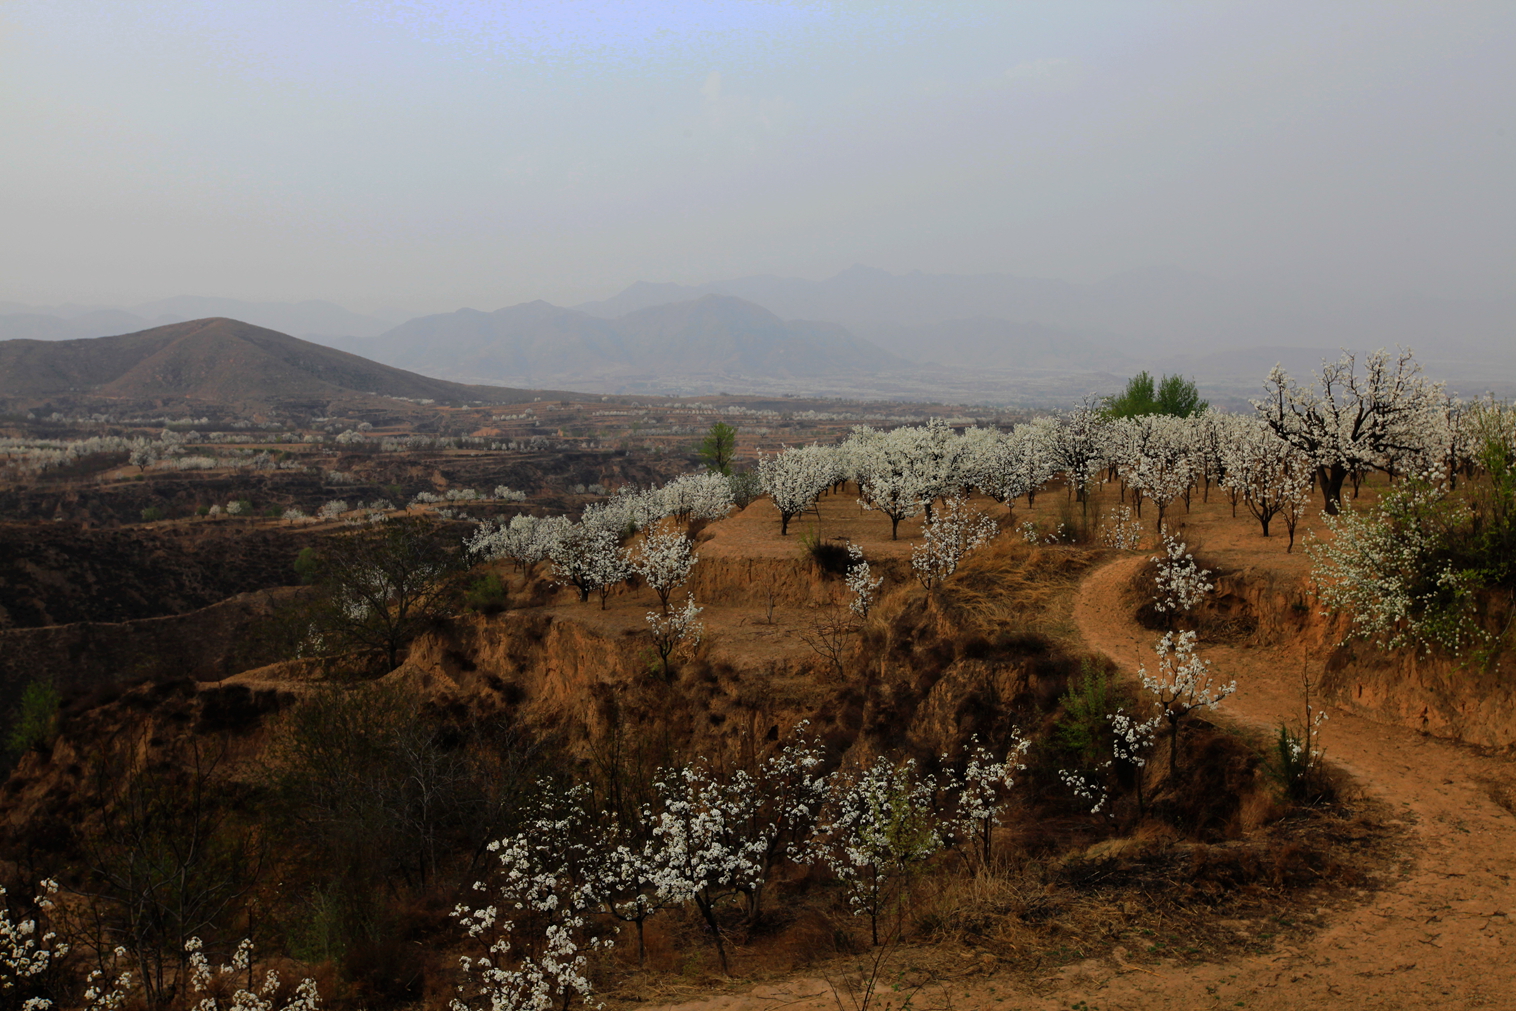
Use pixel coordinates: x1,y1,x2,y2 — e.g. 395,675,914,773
639,554,1516,1011
1057,554,1516,1009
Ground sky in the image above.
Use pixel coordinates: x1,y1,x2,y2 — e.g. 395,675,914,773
1,1,1512,314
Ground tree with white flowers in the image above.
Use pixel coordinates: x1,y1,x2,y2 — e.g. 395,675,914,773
645,594,704,678
626,527,697,612
846,426,934,540
1138,630,1236,776
974,423,1056,515
1221,420,1314,550
1254,348,1445,514
655,472,734,525
1151,532,1214,617
809,756,942,946
184,937,322,1011
640,760,764,974
1043,402,1106,511
451,786,614,1011
0,879,67,1010
1117,415,1200,532
950,734,1029,866
468,514,572,574
730,729,829,925
757,445,836,535
550,522,627,606
843,543,883,619
911,496,998,591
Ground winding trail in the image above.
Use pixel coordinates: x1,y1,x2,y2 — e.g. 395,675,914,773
641,555,1516,1011
1066,554,1516,1009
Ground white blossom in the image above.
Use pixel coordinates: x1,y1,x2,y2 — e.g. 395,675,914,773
645,594,704,677
626,528,697,612
809,756,942,946
757,444,838,535
1151,532,1214,614
910,496,998,591
843,543,883,619
1139,631,1236,774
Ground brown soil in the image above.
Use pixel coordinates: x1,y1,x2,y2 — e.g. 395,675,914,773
629,486,1516,1011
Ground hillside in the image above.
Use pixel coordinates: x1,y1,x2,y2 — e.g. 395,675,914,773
0,317,555,409
349,294,908,391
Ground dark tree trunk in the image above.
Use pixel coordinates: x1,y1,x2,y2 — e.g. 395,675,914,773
1319,463,1347,514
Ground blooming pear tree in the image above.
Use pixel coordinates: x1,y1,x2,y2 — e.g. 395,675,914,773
1151,533,1214,617
0,879,66,1010
1117,415,1200,531
645,594,704,678
1307,473,1483,652
1221,421,1314,550
640,760,765,974
655,472,734,525
731,730,829,924
757,445,836,535
846,427,933,540
1044,402,1107,509
950,735,1029,866
452,787,614,1011
1254,348,1445,513
626,528,697,612
910,496,998,591
184,937,322,1011
550,522,628,606
975,423,1056,514
469,514,572,574
1138,631,1236,775
809,756,942,946
843,543,883,619
1097,504,1144,549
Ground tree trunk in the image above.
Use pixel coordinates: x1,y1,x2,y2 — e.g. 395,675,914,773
694,893,729,974
1319,463,1347,514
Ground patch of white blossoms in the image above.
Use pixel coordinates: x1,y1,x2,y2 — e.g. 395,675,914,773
0,880,66,1010
843,543,883,619
911,496,998,591
1151,532,1214,614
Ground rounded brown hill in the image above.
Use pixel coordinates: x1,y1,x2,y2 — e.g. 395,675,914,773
0,316,547,408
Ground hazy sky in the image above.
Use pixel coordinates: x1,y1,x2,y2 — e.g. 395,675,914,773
2,1,1512,313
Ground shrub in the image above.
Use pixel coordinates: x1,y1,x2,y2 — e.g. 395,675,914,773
799,532,851,575
464,573,508,615
293,547,320,585
1309,475,1484,652
140,505,164,522
6,679,60,756
1055,659,1119,765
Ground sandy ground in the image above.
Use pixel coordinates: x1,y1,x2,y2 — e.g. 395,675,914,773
635,535,1516,1010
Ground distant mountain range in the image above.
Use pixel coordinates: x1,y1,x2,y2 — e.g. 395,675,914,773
345,295,909,393
6,266,1513,406
0,318,546,411
572,264,1516,370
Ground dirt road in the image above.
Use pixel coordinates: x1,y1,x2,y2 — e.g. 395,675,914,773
641,554,1516,1010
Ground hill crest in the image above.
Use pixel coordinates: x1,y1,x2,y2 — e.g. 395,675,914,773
0,317,554,409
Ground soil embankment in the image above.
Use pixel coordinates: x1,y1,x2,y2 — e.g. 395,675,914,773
1058,554,1516,1010
632,553,1516,1011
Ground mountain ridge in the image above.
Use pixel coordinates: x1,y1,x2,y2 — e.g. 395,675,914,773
348,293,911,391
0,318,557,409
